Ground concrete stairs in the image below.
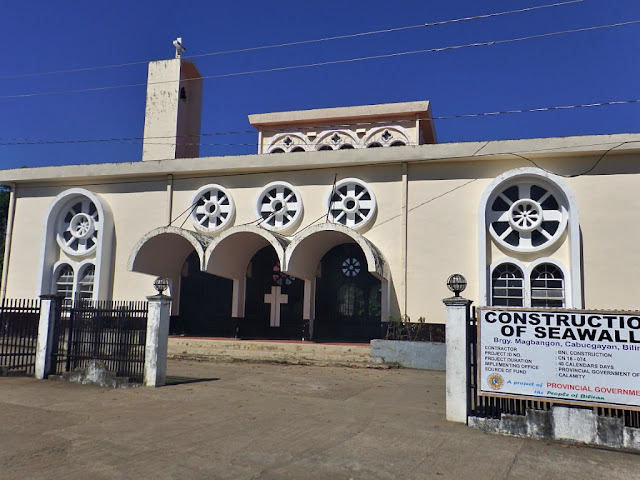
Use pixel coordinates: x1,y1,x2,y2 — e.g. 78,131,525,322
167,337,374,367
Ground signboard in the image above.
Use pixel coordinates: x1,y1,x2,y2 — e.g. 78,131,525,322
479,307,640,409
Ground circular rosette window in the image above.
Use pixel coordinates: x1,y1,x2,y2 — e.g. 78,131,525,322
341,257,361,277
255,181,303,233
327,178,377,230
190,184,235,233
56,197,101,256
487,181,568,252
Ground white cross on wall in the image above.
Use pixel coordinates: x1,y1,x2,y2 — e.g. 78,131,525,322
264,286,288,327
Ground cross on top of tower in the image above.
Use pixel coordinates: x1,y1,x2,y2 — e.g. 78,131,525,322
173,37,186,59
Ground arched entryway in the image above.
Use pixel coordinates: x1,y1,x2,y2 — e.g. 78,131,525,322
242,246,304,339
173,251,233,336
315,243,382,342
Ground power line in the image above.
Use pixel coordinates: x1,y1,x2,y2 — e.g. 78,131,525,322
188,1,584,59
1,99,638,147
2,19,638,101
0,0,582,81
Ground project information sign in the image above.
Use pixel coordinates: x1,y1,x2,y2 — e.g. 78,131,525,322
478,307,640,409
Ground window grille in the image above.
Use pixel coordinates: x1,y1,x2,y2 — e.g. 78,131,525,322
491,263,524,307
531,263,564,308
78,264,95,302
337,283,364,316
56,265,74,307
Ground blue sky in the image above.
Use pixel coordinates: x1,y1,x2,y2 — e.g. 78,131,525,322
1,0,638,169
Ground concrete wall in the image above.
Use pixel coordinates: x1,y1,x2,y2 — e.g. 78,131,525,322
370,339,445,370
470,405,640,451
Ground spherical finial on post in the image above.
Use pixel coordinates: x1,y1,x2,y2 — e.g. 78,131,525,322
446,274,467,297
153,277,170,296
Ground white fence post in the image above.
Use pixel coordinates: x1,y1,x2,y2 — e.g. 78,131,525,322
443,295,473,423
35,295,62,379
144,294,172,387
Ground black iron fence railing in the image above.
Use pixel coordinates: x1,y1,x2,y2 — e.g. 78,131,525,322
53,300,148,383
0,298,40,376
468,306,640,428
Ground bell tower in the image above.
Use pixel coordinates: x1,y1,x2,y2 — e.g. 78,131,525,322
142,38,203,161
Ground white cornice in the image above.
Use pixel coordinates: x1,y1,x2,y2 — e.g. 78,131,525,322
1,133,639,185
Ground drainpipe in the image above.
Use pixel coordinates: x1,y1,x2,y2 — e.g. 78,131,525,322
401,163,408,315
1,183,16,300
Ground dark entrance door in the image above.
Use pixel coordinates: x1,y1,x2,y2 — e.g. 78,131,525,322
315,243,382,342
173,251,234,336
243,246,304,339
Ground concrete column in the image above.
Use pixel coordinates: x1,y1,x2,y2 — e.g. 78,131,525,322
35,295,62,379
144,294,172,387
442,296,473,423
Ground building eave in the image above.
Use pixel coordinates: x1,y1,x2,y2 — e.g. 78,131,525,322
1,133,639,185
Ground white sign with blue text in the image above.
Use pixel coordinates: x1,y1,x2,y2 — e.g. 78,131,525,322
479,307,640,409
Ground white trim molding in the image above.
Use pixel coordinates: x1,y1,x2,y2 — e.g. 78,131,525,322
478,168,582,308
39,188,113,301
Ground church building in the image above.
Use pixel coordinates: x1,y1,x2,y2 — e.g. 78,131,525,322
1,55,639,342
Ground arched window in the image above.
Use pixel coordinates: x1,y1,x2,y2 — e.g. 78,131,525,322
530,263,564,308
270,148,285,154
78,264,95,302
318,145,333,151
491,263,524,307
339,144,355,150
390,141,406,147
290,146,305,153
55,264,74,307
367,142,382,148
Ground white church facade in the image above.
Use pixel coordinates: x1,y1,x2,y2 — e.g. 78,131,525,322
1,57,640,342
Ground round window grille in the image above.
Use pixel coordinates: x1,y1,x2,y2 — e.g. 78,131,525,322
327,178,377,230
487,181,568,252
341,258,361,277
190,184,235,233
255,182,303,232
56,197,101,256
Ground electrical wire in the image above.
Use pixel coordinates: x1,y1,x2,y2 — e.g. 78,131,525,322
0,0,582,81
2,19,638,100
187,1,584,59
1,98,638,147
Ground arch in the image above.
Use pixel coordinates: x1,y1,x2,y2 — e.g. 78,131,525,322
529,257,572,307
204,225,288,279
39,188,113,300
489,259,526,307
313,129,360,150
478,168,581,307
266,132,310,153
52,261,75,305
362,126,413,147
204,225,289,319
128,226,210,277
286,223,389,282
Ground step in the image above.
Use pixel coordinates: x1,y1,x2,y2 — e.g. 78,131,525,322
167,337,373,366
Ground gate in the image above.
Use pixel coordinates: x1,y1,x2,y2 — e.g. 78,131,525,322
52,300,148,383
0,299,40,376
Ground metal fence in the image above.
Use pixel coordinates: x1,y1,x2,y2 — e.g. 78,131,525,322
0,299,40,376
53,300,148,383
468,306,640,428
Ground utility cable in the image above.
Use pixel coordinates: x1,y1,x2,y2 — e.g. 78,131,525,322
0,0,582,81
2,19,638,100
1,99,638,147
